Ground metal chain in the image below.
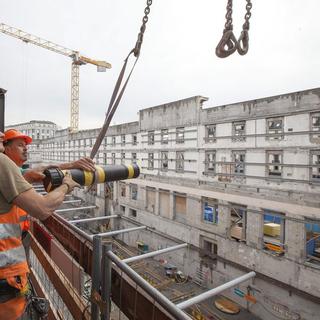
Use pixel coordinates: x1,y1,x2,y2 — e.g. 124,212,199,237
224,0,233,31
216,0,253,58
237,0,253,55
133,0,153,57
242,0,252,31
216,0,237,58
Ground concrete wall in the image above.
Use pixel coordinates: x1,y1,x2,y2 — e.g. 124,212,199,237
29,87,320,320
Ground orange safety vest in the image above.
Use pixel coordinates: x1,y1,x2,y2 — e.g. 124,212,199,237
0,205,30,320
19,209,30,232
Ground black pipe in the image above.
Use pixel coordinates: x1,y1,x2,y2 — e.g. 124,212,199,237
0,88,7,132
43,164,140,192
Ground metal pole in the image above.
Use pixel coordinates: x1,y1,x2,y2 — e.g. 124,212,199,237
123,243,188,264
101,243,112,320
91,235,102,320
55,205,96,213
69,215,118,224
176,271,256,310
52,213,92,242
0,88,6,132
107,251,192,320
63,199,82,204
93,226,146,239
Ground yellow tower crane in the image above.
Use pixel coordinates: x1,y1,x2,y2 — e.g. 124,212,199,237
0,22,111,132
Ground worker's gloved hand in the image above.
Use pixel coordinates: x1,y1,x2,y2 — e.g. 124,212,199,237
62,172,81,193
23,169,46,183
71,157,96,172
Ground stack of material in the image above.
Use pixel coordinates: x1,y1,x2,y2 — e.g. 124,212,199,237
264,223,280,237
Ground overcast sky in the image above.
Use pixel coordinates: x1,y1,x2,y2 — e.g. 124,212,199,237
1,0,319,129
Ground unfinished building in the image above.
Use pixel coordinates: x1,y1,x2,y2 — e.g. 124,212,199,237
16,87,320,319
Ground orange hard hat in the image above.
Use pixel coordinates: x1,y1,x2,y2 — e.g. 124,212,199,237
4,129,32,145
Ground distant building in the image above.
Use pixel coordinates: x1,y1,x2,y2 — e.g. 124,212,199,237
5,120,57,140
5,120,57,164
37,88,320,320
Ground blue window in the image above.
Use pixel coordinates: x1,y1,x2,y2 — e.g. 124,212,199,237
203,202,218,224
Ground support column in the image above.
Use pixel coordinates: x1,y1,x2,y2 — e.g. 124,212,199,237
0,88,6,132
101,243,112,320
246,206,264,249
169,191,175,220
217,200,231,236
91,236,102,320
286,213,306,263
155,188,160,215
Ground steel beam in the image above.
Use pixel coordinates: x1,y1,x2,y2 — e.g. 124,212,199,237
107,251,192,320
55,205,96,213
123,243,188,264
101,243,112,320
91,235,102,320
51,213,92,242
69,215,118,224
63,199,82,204
92,226,146,239
176,271,256,309
41,215,193,319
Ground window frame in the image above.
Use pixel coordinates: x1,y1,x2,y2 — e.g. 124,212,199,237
232,121,246,142
160,151,168,171
148,153,154,170
132,134,137,145
230,204,247,241
121,152,125,164
205,124,216,143
161,129,169,144
310,149,320,182
148,131,155,145
266,117,284,140
266,150,283,178
176,127,185,144
130,184,138,200
121,134,126,146
263,210,285,255
202,198,218,224
204,151,216,174
232,150,246,175
176,151,184,172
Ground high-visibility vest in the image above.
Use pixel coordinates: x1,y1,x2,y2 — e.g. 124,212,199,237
0,205,30,319
19,169,30,232
19,209,30,232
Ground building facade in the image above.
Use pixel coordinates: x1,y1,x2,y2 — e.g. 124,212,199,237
37,88,320,319
5,120,57,164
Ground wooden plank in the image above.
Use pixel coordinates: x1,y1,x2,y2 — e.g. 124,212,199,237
29,271,58,320
30,234,90,320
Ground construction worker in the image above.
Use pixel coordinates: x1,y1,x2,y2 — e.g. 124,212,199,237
0,130,80,319
3,129,96,260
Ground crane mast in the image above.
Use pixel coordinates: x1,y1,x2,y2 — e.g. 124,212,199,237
0,22,111,132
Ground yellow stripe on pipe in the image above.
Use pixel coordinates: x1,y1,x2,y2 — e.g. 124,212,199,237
127,165,135,179
84,171,94,186
96,166,106,183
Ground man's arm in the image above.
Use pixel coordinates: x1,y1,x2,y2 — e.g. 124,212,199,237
23,157,96,184
13,174,79,220
58,157,96,172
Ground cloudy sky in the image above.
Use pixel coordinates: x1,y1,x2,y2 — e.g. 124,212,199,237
1,0,319,129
